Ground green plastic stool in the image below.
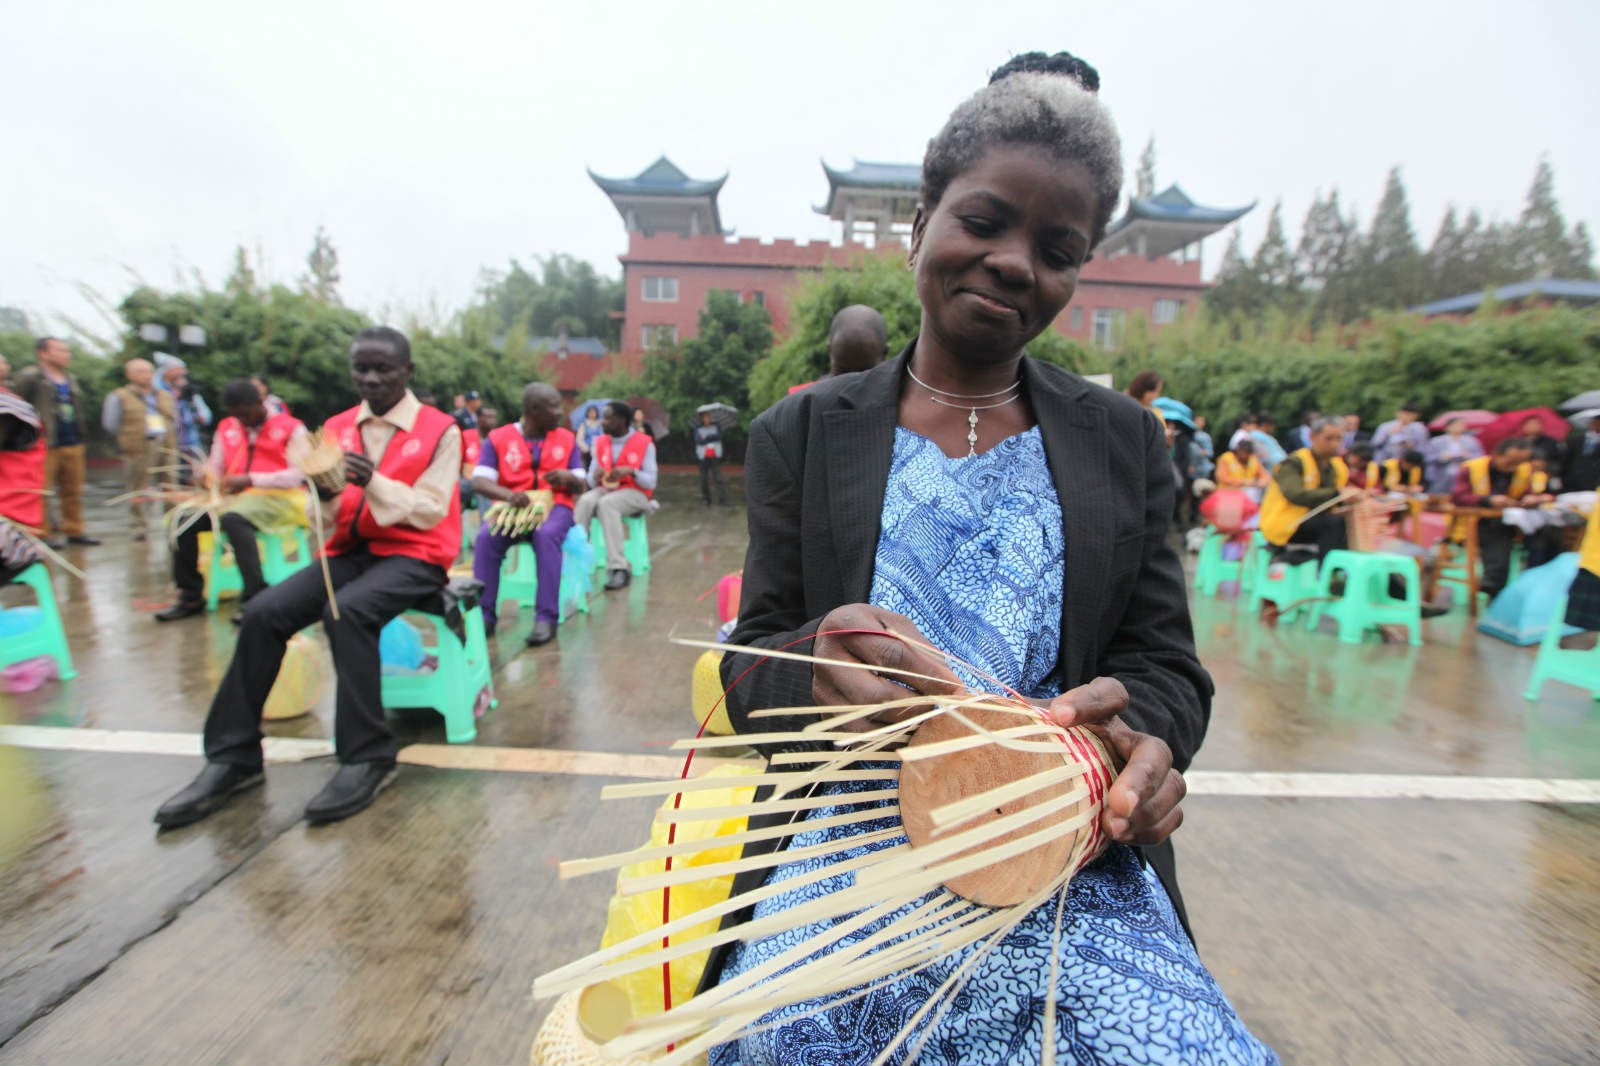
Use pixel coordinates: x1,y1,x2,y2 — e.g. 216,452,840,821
1194,529,1246,597
1238,531,1269,595
0,563,77,681
380,600,497,744
1306,550,1423,645
203,527,313,611
1246,549,1320,623
1525,594,1600,700
590,514,652,574
499,543,591,624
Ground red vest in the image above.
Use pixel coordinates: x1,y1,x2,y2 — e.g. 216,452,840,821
461,428,481,468
321,403,462,569
485,424,578,509
594,432,654,498
217,412,302,476
0,438,46,530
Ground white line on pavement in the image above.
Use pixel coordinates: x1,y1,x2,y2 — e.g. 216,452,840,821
4,724,1598,803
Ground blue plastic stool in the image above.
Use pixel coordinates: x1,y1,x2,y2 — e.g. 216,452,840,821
0,563,76,681
1305,550,1423,645
1525,594,1600,700
590,514,652,574
202,526,313,611
380,600,497,744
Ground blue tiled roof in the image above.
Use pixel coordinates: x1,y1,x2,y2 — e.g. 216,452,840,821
820,159,922,189
1105,184,1254,236
588,156,727,198
1411,279,1600,316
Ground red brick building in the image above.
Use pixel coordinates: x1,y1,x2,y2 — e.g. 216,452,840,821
591,157,1252,355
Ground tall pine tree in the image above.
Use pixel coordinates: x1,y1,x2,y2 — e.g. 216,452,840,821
301,226,342,305
1360,167,1425,309
1135,137,1157,200
1296,190,1363,324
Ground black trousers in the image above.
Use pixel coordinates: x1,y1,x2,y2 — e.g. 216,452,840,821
1479,522,1564,596
173,511,263,601
1286,509,1347,556
203,548,447,769
699,456,727,504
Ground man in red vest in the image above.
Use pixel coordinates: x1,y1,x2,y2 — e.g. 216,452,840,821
155,327,462,828
471,383,585,645
154,379,310,621
574,400,657,590
0,383,47,581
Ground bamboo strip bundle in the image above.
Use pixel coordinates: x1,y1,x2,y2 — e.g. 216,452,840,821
484,491,554,536
531,636,1116,1065
288,429,347,496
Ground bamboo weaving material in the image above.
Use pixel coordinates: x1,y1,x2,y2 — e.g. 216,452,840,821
531,635,1117,1065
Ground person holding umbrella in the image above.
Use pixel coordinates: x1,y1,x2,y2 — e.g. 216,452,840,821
694,403,734,506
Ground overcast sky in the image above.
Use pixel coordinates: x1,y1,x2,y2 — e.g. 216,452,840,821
5,0,1596,342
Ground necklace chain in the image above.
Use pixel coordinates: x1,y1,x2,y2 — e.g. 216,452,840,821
907,363,1023,458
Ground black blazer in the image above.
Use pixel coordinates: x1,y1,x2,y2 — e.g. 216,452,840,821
705,346,1214,988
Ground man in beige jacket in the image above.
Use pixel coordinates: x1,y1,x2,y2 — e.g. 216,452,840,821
101,358,177,539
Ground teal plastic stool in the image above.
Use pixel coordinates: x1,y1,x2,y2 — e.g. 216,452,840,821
1525,594,1600,700
1238,531,1269,595
1194,529,1245,597
1246,549,1320,623
380,600,497,744
590,514,652,574
203,527,313,611
0,563,77,681
498,543,591,623
1306,550,1423,645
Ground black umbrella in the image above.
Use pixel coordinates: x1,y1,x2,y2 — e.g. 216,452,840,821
695,402,739,430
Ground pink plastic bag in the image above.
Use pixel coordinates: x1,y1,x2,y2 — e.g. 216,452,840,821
1,656,58,694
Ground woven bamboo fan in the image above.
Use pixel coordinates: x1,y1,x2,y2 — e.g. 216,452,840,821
1344,496,1407,553
532,637,1116,1066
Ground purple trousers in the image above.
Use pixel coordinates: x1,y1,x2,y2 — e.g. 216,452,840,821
472,504,575,626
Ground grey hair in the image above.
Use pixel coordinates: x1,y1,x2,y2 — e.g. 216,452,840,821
1309,416,1346,436
921,69,1123,247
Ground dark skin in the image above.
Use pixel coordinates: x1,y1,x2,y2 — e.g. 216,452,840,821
1486,447,1550,508
599,405,639,482
811,145,1186,848
342,339,413,488
216,397,267,494
471,384,584,506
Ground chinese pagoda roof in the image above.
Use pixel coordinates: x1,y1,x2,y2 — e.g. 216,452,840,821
815,159,921,215
588,156,728,199
1099,184,1255,259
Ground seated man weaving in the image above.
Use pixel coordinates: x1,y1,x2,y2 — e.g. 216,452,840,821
154,378,310,621
1452,437,1559,601
155,327,461,828
1259,415,1360,558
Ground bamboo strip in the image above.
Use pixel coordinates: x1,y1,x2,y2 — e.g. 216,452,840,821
926,768,1088,832
599,768,891,801
671,637,960,693
616,825,904,897
653,786,899,826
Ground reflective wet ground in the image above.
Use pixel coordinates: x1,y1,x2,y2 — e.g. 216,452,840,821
2,473,1597,1064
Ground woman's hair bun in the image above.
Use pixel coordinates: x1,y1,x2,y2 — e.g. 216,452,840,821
988,51,1100,94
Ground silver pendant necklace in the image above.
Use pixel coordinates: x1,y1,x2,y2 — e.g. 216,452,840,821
907,364,1022,457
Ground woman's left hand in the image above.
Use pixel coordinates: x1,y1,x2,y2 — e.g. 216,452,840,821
1045,677,1187,847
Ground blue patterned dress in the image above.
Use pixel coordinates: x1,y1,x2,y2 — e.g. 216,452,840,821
710,427,1275,1065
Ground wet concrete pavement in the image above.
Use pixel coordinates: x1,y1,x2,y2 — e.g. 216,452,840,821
2,472,1597,1063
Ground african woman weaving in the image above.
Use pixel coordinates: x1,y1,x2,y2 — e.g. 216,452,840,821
710,53,1275,1063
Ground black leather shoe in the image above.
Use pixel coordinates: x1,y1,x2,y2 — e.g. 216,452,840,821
155,597,206,622
45,536,67,550
604,568,631,591
524,619,556,646
154,762,263,828
66,535,102,545
304,761,397,824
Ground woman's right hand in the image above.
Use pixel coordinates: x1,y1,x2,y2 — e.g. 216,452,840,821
812,604,963,732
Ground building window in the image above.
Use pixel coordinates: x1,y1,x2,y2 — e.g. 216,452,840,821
1153,298,1183,325
714,288,743,303
641,324,678,349
642,276,678,302
1069,306,1083,331
1091,308,1123,350
751,291,765,308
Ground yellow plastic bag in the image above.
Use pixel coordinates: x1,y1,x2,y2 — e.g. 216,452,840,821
689,649,733,736
263,633,328,720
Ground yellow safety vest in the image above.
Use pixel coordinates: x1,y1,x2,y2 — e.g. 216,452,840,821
1462,456,1545,500
1259,449,1349,546
1380,458,1423,491
1216,451,1265,488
